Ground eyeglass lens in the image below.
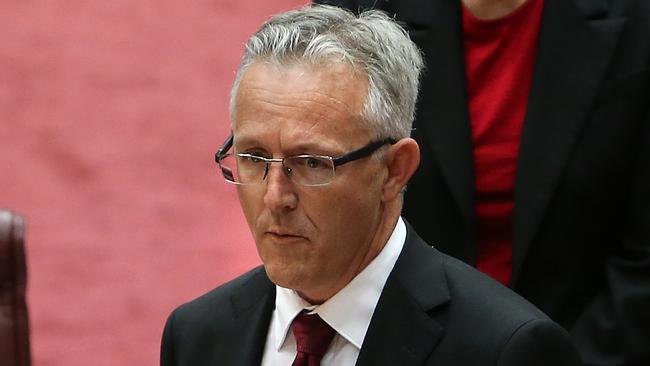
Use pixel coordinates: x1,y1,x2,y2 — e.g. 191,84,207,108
218,154,336,186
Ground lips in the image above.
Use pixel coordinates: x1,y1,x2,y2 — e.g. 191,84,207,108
266,227,307,239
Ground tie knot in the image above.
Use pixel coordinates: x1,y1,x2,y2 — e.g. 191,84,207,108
291,312,336,358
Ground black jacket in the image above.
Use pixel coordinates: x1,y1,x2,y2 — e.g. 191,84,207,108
161,224,581,365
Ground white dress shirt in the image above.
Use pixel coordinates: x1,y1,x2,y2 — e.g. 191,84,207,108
260,217,407,366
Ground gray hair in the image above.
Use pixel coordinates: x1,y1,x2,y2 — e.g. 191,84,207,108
229,4,424,139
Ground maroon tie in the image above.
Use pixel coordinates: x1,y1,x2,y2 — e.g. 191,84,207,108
291,312,336,366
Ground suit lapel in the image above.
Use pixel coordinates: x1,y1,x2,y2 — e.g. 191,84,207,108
512,0,625,285
356,224,449,365
228,268,276,366
416,0,476,254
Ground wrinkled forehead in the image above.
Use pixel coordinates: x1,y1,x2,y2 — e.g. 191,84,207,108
231,61,372,150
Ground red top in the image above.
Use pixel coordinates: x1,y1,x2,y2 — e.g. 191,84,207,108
462,0,544,285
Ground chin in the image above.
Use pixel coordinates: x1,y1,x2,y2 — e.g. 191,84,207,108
264,261,316,293
264,262,298,287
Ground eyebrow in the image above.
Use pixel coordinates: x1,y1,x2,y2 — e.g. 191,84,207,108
233,135,345,156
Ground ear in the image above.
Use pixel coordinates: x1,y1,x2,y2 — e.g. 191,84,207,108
382,138,420,201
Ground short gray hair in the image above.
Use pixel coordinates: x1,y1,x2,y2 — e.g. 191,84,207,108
229,4,424,139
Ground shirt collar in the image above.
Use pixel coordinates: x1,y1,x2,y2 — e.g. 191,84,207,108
272,217,407,350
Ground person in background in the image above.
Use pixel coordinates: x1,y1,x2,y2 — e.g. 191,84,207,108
160,5,583,366
316,0,650,365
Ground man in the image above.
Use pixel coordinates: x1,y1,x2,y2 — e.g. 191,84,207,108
317,0,650,364
160,5,582,365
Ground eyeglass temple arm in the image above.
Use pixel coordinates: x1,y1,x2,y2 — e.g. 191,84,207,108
332,138,397,167
215,133,234,162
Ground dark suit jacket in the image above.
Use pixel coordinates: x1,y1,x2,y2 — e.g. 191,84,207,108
161,224,582,365
315,0,650,364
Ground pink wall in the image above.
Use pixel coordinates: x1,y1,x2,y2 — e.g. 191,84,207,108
0,1,307,364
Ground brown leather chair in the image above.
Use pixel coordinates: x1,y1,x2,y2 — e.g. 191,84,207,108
0,209,31,366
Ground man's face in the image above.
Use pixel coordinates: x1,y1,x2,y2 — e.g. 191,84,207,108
232,61,388,303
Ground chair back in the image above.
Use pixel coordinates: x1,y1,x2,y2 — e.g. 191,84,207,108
0,210,31,366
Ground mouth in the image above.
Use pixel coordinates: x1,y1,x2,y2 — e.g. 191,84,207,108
265,228,307,240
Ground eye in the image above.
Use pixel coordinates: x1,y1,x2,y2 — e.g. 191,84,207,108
249,155,264,163
303,156,331,169
239,153,267,164
306,157,320,168
246,150,269,159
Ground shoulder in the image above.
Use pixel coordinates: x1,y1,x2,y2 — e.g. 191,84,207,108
400,226,550,326
163,266,270,334
439,254,582,364
397,229,580,363
438,250,550,325
435,253,581,363
160,267,274,365
496,318,583,365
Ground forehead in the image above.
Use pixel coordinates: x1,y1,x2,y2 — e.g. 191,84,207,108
232,61,371,150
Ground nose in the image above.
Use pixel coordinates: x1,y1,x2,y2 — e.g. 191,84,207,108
263,163,298,213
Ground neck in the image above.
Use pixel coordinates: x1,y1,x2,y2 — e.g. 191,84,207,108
462,0,528,20
297,201,403,305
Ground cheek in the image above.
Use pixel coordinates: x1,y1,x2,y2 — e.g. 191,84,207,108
236,187,264,232
306,182,381,242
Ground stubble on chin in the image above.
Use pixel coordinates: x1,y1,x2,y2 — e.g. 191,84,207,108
257,236,302,276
